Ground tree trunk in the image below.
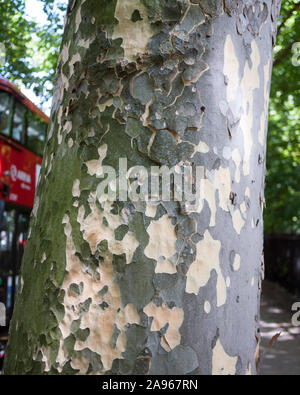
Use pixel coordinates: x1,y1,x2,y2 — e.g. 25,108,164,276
4,0,281,375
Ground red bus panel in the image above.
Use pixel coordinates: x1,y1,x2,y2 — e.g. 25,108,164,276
0,136,42,208
0,78,49,209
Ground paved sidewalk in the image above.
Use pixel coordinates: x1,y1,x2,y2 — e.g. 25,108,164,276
259,280,300,375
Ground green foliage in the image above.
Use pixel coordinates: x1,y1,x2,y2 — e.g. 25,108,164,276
30,0,67,100
0,0,35,84
264,0,300,234
0,0,67,103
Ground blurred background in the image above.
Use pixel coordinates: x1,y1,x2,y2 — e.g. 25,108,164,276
0,0,299,374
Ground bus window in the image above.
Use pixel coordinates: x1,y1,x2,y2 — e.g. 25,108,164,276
27,112,46,156
12,101,25,143
0,92,12,136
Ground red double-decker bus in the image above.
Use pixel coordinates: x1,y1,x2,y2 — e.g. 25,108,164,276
0,78,49,330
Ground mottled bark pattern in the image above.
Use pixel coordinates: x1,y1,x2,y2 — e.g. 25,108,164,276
5,0,280,375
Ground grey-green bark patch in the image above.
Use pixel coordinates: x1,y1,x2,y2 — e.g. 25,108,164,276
70,319,81,334
128,213,149,248
150,345,199,375
125,117,144,138
153,274,186,307
196,0,224,18
98,285,108,297
79,298,92,314
110,324,121,349
141,0,186,23
114,224,129,241
109,325,149,375
131,73,154,104
79,348,103,373
69,283,83,296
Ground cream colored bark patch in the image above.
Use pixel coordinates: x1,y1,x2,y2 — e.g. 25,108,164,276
224,36,262,176
232,209,246,235
97,99,114,113
55,214,140,374
57,107,63,145
76,302,140,372
75,4,82,33
202,179,217,227
233,254,241,271
195,141,210,154
63,120,72,134
85,144,108,177
212,339,238,375
145,203,157,218
58,42,70,99
258,60,271,145
204,301,211,314
245,187,251,199
143,302,184,352
78,200,139,263
40,347,51,372
72,179,81,198
41,252,46,263
240,41,261,176
71,355,89,374
246,363,252,375
155,259,177,275
191,167,231,228
240,201,247,217
223,36,240,102
214,167,232,212
186,230,226,307
112,0,153,62
232,149,241,183
144,214,177,274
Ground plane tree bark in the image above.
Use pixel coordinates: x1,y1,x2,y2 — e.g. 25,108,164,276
4,0,281,375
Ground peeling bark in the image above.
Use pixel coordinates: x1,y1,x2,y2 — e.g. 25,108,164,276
4,0,281,375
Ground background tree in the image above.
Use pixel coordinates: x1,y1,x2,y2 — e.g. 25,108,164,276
4,0,280,375
0,0,35,84
0,0,66,104
264,0,300,234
